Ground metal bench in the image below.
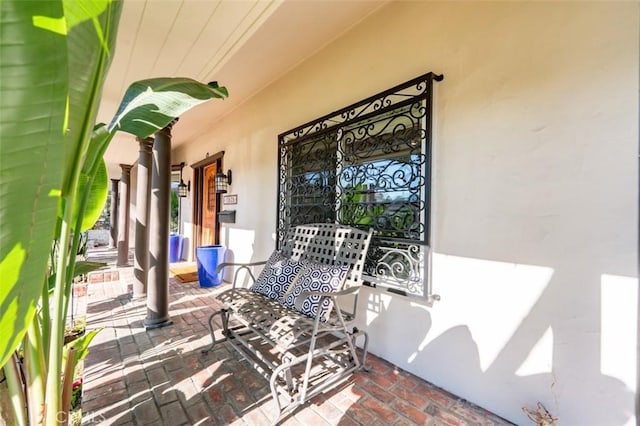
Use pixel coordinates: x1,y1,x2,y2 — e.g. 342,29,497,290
202,223,373,422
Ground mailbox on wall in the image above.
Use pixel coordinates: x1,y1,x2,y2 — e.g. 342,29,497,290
218,210,236,224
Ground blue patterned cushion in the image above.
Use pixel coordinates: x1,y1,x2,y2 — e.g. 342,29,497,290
250,251,305,300
281,262,349,320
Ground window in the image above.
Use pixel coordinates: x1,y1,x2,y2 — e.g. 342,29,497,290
277,73,442,299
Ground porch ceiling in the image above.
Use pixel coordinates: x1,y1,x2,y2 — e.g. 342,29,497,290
98,0,386,178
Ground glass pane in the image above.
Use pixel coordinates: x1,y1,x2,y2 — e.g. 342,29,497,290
337,103,425,241
283,131,338,228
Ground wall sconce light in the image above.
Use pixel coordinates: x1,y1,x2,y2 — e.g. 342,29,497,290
177,179,190,197
177,163,190,198
215,169,232,194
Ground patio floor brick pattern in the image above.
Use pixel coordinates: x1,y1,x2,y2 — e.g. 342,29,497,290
81,249,513,426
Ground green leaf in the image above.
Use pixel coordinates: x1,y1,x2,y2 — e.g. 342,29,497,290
48,274,56,294
72,261,106,277
66,328,101,362
83,124,112,175
108,78,229,138
64,0,110,32
74,158,108,231
61,0,121,193
71,125,113,232
0,0,68,369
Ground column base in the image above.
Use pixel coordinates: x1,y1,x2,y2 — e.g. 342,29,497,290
117,243,130,266
130,293,147,303
143,317,172,330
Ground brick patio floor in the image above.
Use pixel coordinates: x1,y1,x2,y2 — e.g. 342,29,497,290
81,248,513,426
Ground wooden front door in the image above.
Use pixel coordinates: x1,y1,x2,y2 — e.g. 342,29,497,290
201,163,218,245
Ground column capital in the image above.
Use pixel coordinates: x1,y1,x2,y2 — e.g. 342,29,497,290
136,136,154,152
156,118,179,137
119,164,132,173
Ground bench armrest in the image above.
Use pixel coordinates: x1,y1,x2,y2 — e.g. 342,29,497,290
216,260,267,289
216,260,267,273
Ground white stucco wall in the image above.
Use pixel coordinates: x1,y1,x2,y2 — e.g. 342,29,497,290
172,2,639,424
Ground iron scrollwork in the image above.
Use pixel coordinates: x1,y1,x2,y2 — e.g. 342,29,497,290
277,72,443,297
365,242,424,296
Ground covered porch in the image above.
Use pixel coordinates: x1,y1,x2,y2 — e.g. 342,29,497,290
96,1,639,425
81,247,512,425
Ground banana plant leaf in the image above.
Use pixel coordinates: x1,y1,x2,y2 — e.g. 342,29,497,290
108,78,228,138
72,261,107,277
0,0,69,369
0,0,122,370
47,261,106,293
0,0,229,371
73,158,109,232
66,328,101,361
61,0,120,192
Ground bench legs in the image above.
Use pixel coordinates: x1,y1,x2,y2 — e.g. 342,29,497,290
201,308,230,354
201,310,370,424
268,326,370,424
351,326,370,371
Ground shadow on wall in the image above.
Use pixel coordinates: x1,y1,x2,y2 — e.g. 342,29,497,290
201,223,635,424
180,237,190,261
221,250,234,283
217,226,260,287
363,254,635,425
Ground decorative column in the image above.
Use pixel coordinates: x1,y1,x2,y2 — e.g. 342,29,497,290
116,164,132,266
109,178,119,248
144,120,177,329
133,137,154,299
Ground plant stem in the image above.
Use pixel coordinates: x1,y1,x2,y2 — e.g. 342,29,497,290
4,354,27,426
60,346,76,426
64,176,94,319
24,317,46,424
41,274,51,366
45,211,74,424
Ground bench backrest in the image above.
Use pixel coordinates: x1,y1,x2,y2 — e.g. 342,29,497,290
281,223,373,289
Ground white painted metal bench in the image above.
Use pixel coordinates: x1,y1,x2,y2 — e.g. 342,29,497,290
202,223,373,422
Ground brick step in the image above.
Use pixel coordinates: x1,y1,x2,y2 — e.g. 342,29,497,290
87,270,120,283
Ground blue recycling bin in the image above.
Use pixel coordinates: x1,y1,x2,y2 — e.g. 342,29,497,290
169,234,182,263
196,245,226,288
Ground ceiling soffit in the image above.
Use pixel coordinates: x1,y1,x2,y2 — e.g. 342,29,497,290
100,0,386,177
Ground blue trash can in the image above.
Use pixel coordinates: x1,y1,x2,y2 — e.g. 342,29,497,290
196,245,226,288
169,234,181,263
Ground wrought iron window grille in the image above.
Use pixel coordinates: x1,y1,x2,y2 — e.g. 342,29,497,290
277,72,443,301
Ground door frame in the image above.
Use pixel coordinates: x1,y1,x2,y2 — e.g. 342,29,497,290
191,151,225,257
